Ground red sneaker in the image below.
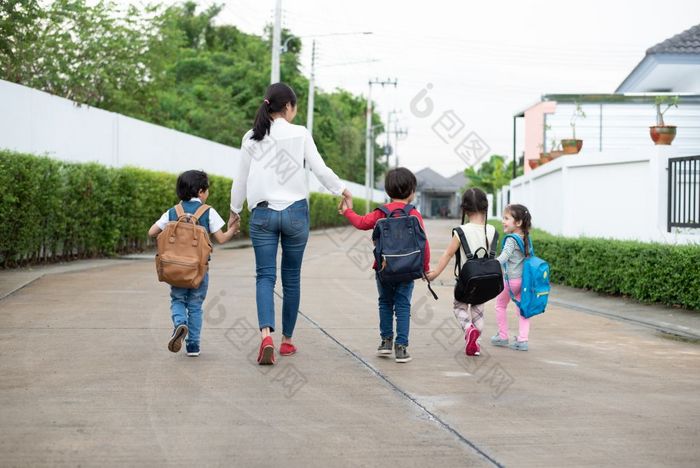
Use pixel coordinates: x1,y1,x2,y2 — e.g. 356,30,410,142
465,325,481,356
280,342,297,356
257,336,275,365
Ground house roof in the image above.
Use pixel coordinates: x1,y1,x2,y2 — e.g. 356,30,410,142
616,23,700,93
647,24,700,55
415,167,461,193
448,171,470,190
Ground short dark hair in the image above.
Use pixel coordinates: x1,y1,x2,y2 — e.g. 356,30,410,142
384,167,417,200
176,170,209,201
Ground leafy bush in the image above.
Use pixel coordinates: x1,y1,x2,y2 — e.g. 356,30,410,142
535,236,700,310
0,150,374,266
486,220,700,310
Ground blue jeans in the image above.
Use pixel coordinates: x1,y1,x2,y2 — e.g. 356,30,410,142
249,199,309,337
375,275,414,346
170,272,209,345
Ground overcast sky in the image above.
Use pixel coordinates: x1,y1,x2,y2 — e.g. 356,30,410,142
121,0,700,176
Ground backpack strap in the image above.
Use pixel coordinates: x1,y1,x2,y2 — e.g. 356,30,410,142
455,227,473,259
502,233,526,255
422,272,439,300
489,230,500,258
174,203,186,219
191,204,211,225
504,262,522,309
375,206,391,218
452,227,474,277
403,204,415,216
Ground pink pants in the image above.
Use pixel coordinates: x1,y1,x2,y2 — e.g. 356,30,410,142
494,277,530,342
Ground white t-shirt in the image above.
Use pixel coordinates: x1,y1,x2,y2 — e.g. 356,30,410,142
230,118,345,213
155,198,225,233
454,223,498,266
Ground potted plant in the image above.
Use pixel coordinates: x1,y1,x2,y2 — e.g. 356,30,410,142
537,141,550,163
549,138,565,159
528,159,541,170
561,102,585,154
650,96,679,145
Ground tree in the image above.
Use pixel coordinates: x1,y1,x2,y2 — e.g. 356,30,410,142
465,155,523,196
0,0,385,184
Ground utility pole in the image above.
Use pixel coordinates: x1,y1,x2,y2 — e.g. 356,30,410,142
390,127,408,167
306,40,316,135
365,78,397,213
270,0,282,84
384,110,396,168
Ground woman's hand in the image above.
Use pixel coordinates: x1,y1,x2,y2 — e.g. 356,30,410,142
425,270,438,282
338,189,353,214
228,211,240,230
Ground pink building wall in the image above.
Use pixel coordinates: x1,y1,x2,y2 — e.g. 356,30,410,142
523,101,556,174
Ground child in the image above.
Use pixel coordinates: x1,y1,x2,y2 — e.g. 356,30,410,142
339,167,430,363
148,170,239,357
426,188,497,356
491,204,532,351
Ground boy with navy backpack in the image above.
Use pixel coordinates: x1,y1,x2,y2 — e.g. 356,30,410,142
492,204,549,351
340,168,430,363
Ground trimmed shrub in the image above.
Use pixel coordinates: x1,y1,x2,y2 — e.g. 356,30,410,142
486,220,700,310
0,150,375,266
535,236,700,310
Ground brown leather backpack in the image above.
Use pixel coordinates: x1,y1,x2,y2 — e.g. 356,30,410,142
155,203,213,289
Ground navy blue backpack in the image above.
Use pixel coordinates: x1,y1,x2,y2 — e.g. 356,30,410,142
372,204,437,299
503,234,550,318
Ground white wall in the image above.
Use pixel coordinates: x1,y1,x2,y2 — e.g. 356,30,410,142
507,146,700,244
0,79,385,202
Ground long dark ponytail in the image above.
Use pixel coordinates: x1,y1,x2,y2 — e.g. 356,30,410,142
251,82,297,141
505,204,532,256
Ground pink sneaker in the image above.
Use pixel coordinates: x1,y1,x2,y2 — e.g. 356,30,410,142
465,325,481,356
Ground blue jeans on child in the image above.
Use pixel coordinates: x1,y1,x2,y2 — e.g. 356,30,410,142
375,275,414,346
170,272,209,345
249,199,309,337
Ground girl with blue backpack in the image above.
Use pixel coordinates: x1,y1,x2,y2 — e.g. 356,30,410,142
492,204,538,351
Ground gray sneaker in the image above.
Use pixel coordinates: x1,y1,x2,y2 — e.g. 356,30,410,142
509,340,529,351
490,334,509,347
394,344,412,363
377,337,393,356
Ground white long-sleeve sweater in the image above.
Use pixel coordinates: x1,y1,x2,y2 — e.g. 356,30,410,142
230,118,345,213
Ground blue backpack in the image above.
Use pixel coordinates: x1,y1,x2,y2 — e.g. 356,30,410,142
372,204,436,299
502,234,550,318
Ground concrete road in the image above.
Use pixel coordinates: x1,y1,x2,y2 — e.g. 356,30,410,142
1,220,698,467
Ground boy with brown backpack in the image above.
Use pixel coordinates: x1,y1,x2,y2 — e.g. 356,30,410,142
148,170,239,356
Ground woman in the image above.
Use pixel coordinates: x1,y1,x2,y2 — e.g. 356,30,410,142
229,82,351,365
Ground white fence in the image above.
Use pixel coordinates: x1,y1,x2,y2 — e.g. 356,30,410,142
545,102,700,154
0,79,385,203
505,146,700,244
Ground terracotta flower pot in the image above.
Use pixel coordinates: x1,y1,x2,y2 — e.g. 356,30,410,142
561,139,583,154
528,159,540,169
539,154,553,164
549,150,565,159
649,125,676,145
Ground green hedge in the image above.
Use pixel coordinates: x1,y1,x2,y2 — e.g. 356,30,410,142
0,150,374,266
536,236,700,310
487,221,700,310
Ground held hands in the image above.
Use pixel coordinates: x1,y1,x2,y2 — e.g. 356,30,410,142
338,189,353,214
425,270,438,282
228,211,241,234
